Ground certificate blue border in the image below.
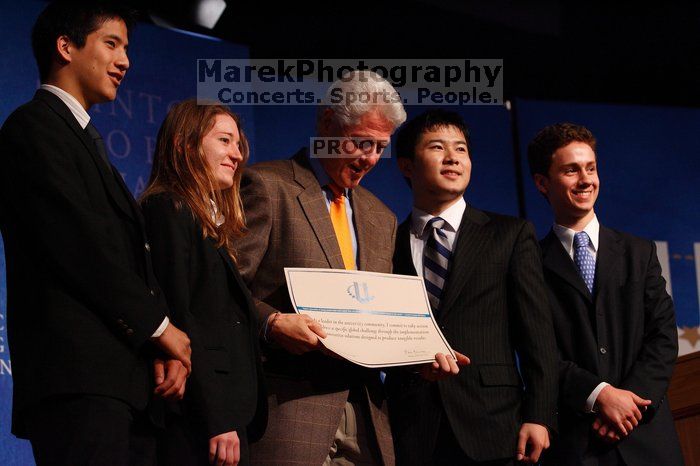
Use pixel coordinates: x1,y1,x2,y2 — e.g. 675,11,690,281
286,268,453,367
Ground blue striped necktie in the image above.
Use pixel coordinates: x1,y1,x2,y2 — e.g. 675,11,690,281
423,217,452,312
574,231,595,293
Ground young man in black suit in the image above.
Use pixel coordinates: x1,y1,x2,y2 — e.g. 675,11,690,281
528,123,683,466
0,2,191,464
386,109,559,465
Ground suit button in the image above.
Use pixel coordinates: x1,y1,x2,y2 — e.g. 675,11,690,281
599,347,607,354
149,289,155,296
145,242,151,252
126,329,134,336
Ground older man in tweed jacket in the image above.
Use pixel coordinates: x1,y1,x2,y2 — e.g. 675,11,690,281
237,71,406,465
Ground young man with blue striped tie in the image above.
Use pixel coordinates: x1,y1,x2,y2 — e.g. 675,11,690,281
528,123,683,466
386,109,559,466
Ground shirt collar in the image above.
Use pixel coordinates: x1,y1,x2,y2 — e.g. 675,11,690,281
411,197,466,237
41,84,91,129
308,150,350,197
210,199,225,227
553,214,600,255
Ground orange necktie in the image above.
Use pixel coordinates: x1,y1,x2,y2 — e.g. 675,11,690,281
328,185,356,270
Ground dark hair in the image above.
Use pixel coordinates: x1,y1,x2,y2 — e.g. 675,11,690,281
527,123,597,177
395,109,471,161
32,1,136,82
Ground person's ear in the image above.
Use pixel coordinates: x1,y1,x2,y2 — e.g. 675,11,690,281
56,35,73,64
533,173,549,196
397,157,413,181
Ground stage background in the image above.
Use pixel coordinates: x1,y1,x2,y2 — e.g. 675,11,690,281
0,1,698,463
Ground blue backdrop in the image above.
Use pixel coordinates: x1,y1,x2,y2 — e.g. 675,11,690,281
1,1,699,463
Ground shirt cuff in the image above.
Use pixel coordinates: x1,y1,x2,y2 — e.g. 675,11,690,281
150,316,170,338
586,382,610,413
262,312,280,343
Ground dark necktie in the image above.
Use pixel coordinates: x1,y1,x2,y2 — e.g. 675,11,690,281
574,231,595,293
84,122,110,168
423,217,452,312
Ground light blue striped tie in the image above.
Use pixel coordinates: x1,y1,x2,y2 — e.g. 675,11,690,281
423,217,452,312
574,231,595,293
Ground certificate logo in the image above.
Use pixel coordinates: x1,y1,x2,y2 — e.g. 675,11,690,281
347,281,375,304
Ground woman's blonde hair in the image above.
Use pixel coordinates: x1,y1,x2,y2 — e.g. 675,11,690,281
142,99,249,260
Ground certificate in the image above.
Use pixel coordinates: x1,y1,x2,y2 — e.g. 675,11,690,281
284,267,455,367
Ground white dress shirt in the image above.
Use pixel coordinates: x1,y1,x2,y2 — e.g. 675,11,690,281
409,197,466,276
552,214,607,412
553,214,600,262
40,84,91,129
41,84,169,338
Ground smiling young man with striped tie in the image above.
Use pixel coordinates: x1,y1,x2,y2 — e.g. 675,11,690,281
528,123,683,466
386,109,559,466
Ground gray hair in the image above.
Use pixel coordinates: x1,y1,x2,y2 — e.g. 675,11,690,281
317,70,407,133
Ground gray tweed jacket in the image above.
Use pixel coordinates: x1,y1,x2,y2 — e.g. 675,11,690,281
237,149,397,466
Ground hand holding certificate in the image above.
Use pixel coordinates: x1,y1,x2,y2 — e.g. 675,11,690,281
284,268,458,368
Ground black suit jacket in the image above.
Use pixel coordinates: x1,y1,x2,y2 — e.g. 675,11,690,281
142,193,267,443
540,225,683,466
0,90,168,437
386,205,559,463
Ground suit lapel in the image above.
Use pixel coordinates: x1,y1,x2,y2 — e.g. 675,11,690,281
541,229,593,302
292,152,345,269
392,217,417,276
110,165,145,225
351,188,381,271
594,226,623,304
37,90,136,222
438,205,492,318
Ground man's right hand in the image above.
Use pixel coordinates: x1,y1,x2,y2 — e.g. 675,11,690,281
267,313,327,355
418,351,470,381
152,323,192,374
594,385,651,436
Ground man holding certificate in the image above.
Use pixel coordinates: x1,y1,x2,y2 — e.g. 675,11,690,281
387,110,559,465
237,70,412,465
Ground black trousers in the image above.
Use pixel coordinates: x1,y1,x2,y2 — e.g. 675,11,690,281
26,395,157,466
598,448,627,466
433,413,515,466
